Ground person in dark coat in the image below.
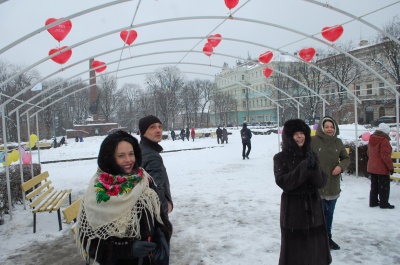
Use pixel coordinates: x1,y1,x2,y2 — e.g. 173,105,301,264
216,126,222,144
222,127,228,144
273,119,332,265
185,127,190,141
240,123,252,159
367,123,395,209
180,129,185,141
139,115,174,265
170,130,175,141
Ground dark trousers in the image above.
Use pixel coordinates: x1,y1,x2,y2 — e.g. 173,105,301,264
322,199,337,237
217,136,222,144
242,142,251,158
370,173,391,207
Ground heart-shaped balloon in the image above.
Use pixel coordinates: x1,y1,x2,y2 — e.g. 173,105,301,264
259,51,273,64
49,46,72,64
207,34,222,47
203,43,213,57
321,25,344,42
263,67,273,78
120,30,138,45
299,47,316,62
225,0,239,10
92,60,107,73
45,18,72,42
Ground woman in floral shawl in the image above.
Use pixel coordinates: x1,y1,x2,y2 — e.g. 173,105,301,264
75,130,172,265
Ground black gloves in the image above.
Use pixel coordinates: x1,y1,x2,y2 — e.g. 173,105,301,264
152,228,169,263
306,152,318,171
390,169,394,175
131,240,156,258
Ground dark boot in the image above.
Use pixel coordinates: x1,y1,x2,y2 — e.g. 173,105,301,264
329,235,340,250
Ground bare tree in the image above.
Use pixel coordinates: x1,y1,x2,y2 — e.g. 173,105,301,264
97,74,122,123
117,83,141,132
370,16,400,91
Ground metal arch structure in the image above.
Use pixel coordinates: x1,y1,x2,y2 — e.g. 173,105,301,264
13,49,326,117
2,16,370,107
1,2,399,218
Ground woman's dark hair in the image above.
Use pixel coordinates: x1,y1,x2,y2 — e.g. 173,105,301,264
97,130,142,174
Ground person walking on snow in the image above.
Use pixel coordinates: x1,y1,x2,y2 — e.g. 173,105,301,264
190,128,195,142
240,123,252,159
216,126,222,144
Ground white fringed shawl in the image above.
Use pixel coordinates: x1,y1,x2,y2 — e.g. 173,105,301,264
75,169,162,263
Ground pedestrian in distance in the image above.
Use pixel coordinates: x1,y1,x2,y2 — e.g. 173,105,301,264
170,130,175,141
274,119,332,265
75,130,171,265
185,127,190,141
222,127,228,144
180,128,185,141
139,115,174,265
216,126,222,144
367,123,395,209
190,127,195,142
310,116,350,250
240,123,252,159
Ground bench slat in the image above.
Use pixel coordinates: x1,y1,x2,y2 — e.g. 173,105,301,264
20,171,49,192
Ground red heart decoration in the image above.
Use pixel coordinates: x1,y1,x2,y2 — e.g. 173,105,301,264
120,30,138,45
49,46,72,64
263,67,273,78
92,60,107,73
45,18,72,42
321,25,344,42
225,0,239,10
259,51,273,64
207,34,222,48
203,43,213,57
299,48,316,62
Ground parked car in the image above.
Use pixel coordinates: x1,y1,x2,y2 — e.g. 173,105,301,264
372,116,397,126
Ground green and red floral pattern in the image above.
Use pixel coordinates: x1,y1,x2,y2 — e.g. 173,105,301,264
94,168,144,203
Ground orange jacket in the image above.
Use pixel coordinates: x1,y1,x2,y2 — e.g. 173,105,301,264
367,131,393,175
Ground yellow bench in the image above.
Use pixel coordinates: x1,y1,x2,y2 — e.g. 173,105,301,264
391,152,400,181
20,171,72,233
62,197,82,234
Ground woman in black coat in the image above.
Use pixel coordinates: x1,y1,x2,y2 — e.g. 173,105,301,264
273,119,331,265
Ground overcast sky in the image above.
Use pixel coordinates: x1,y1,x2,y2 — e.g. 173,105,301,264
0,0,399,88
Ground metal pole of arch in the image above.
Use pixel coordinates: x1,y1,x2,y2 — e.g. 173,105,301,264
277,104,281,151
16,109,26,210
26,111,34,178
1,106,12,219
354,97,359,178
35,114,41,164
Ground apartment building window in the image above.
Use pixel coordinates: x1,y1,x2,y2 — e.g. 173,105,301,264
379,83,384,96
379,106,385,117
242,75,244,80
356,85,360,96
367,84,372,95
242,88,246,94
325,90,329,100
243,101,246,108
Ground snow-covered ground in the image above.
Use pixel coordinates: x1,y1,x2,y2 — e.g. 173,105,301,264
0,124,399,264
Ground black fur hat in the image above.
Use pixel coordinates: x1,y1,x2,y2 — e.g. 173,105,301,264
282,119,311,153
97,130,142,174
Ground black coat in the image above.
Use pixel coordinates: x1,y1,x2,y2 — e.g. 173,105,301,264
273,119,331,265
140,137,173,215
240,127,252,144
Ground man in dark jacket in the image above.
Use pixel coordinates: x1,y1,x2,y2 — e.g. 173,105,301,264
139,115,173,216
240,123,252,159
216,126,222,144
